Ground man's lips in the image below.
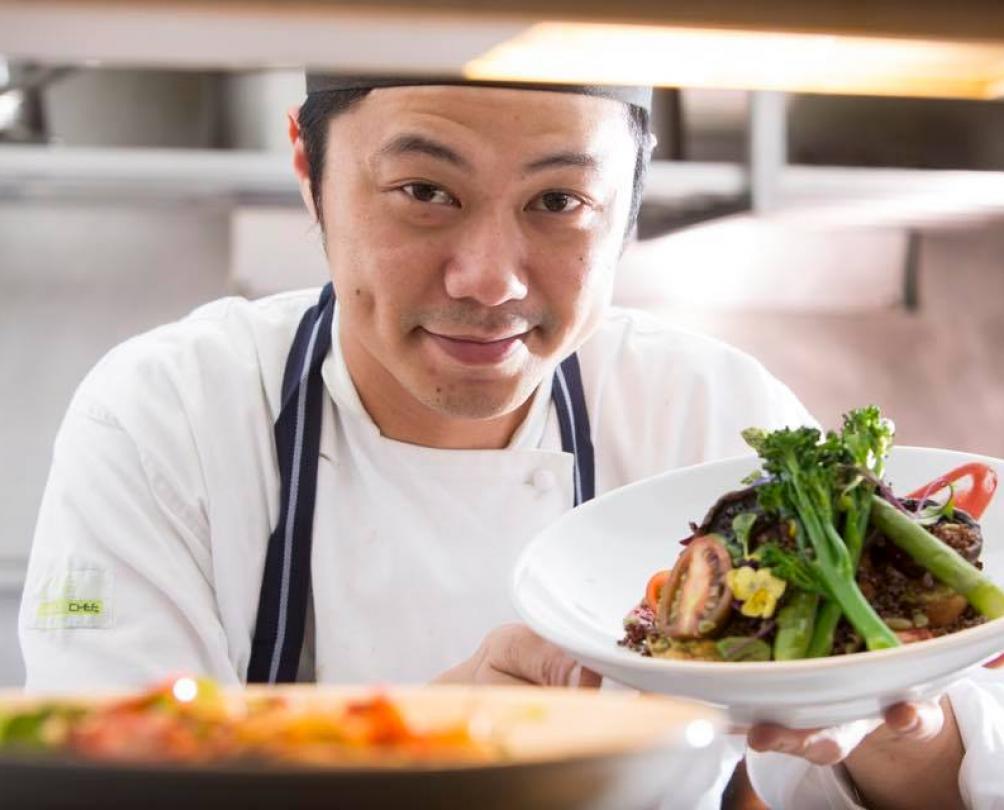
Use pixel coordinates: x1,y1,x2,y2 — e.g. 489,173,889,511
422,328,529,365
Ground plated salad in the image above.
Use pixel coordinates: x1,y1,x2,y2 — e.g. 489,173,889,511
0,678,492,766
622,406,1004,663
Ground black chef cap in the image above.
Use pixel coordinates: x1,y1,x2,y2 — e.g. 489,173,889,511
305,73,653,114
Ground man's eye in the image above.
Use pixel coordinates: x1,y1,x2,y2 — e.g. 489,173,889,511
400,183,457,207
530,192,584,214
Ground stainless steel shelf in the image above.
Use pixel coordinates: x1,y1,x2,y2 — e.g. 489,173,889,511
0,145,299,203
3,145,1004,229
0,145,747,206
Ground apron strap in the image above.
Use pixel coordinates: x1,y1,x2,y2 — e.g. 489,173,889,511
552,354,595,506
247,283,335,684
247,283,595,683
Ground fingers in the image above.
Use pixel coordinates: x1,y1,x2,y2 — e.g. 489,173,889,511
748,724,823,760
748,717,882,766
747,701,947,771
748,728,843,766
485,624,601,688
434,624,602,688
882,699,945,743
798,732,850,766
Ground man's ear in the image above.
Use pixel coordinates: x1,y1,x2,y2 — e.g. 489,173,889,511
287,105,318,221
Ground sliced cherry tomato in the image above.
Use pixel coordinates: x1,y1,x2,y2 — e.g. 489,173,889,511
656,535,733,640
645,570,672,611
908,462,997,520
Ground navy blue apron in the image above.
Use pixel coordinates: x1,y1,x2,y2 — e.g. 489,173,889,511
247,283,595,683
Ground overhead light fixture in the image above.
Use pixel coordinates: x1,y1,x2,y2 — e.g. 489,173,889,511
465,23,1004,99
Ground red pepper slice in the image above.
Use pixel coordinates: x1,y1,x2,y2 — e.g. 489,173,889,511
907,462,998,520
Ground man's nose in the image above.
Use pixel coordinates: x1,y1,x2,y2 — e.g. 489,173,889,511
442,213,528,307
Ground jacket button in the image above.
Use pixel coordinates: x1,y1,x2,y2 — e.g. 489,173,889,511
531,468,557,493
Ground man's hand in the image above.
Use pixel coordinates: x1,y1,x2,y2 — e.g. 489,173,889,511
433,624,602,688
747,697,965,810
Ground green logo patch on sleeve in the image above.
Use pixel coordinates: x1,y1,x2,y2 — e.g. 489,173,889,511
37,599,104,618
31,570,112,629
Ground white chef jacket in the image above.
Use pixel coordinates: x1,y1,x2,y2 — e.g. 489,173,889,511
18,288,1002,808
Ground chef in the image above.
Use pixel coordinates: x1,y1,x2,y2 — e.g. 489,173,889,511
19,74,1001,809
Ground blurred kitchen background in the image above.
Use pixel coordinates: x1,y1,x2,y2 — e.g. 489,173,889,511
2,1,1004,686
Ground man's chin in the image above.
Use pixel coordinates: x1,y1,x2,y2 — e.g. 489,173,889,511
416,374,541,422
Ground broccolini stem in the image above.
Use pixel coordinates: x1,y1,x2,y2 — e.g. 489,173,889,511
807,500,871,657
783,457,899,651
817,566,900,651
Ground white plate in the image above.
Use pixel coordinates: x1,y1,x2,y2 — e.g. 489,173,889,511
513,446,1004,728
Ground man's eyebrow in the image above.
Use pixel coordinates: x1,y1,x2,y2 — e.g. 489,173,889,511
376,134,471,169
522,151,599,175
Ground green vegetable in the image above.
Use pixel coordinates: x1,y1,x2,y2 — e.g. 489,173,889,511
870,494,1004,619
743,420,900,652
732,512,758,560
807,407,894,657
0,710,51,746
757,543,824,595
774,591,820,661
916,488,956,526
716,636,772,662
0,705,80,749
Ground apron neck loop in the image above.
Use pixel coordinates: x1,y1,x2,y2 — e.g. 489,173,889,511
247,284,335,684
551,354,595,506
248,284,595,683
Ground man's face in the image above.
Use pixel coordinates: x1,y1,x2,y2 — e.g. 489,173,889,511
314,85,637,423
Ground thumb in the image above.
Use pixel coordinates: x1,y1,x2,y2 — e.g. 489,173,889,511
486,624,601,687
568,663,604,689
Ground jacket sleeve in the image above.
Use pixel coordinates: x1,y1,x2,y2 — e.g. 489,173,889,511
19,390,239,691
745,668,1004,809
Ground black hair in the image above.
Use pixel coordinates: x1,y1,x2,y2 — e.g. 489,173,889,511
298,88,651,240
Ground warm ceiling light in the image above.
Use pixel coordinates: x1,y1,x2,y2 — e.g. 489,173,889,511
464,23,1004,100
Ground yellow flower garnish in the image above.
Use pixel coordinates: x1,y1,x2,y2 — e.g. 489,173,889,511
726,566,756,600
726,566,787,619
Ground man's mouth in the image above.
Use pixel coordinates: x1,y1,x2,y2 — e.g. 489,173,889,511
421,328,530,366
